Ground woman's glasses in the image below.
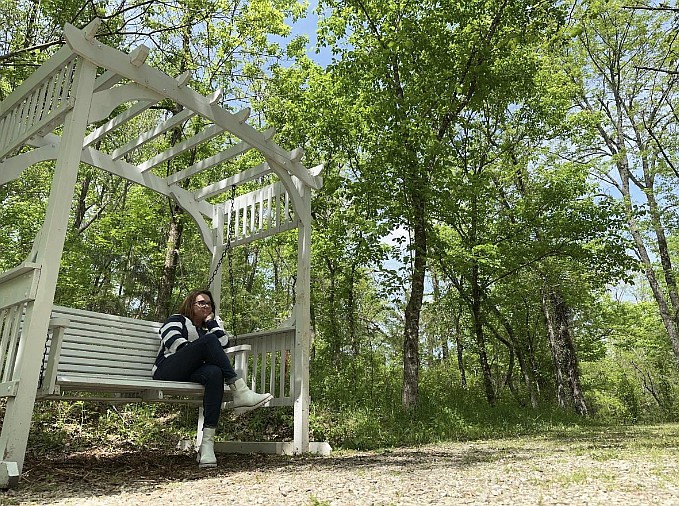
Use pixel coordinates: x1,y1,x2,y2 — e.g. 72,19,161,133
194,301,211,308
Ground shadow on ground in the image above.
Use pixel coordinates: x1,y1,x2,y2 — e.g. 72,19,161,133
4,442,530,504
4,424,679,505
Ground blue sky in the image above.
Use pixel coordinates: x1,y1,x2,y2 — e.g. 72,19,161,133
277,0,334,67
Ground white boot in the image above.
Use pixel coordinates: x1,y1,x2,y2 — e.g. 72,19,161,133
229,378,273,415
197,427,217,468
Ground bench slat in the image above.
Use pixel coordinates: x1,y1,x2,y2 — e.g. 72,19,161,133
59,342,157,358
57,345,154,361
60,325,159,342
57,360,152,376
54,373,235,400
53,305,161,328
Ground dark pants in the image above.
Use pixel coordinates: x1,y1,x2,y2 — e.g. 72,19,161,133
153,334,239,428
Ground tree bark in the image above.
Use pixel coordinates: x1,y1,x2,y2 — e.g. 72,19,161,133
541,287,588,415
157,210,183,320
454,311,467,389
489,303,538,408
471,262,495,404
402,190,426,410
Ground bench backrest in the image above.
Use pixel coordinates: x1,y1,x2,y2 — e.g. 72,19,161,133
50,305,160,379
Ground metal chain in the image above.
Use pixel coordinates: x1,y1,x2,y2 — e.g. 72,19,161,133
38,330,50,390
227,221,237,345
205,242,229,289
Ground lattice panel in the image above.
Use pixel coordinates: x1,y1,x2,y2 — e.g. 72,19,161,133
226,182,297,246
0,56,79,160
0,303,25,388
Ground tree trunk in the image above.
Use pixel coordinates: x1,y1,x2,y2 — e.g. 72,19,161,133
325,259,342,370
486,321,523,404
155,12,194,321
619,167,679,368
471,263,495,404
402,192,426,410
541,287,588,415
431,270,442,367
349,263,359,357
244,245,259,293
157,209,183,320
489,303,538,408
454,314,467,389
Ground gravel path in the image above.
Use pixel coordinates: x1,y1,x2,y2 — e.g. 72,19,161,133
4,426,679,505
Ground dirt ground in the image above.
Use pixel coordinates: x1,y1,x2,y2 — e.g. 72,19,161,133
3,425,679,505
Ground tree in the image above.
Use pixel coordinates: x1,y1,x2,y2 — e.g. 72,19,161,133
314,0,566,409
566,0,679,368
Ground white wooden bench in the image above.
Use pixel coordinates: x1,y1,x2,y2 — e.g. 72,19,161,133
38,305,296,419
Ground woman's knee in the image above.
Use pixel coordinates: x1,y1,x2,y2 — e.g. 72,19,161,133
191,364,224,388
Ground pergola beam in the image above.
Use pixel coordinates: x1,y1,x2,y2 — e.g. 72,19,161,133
63,23,321,190
194,161,272,201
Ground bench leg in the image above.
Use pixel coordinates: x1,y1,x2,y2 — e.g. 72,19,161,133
194,406,205,451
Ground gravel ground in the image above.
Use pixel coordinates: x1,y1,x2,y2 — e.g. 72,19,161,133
4,425,679,505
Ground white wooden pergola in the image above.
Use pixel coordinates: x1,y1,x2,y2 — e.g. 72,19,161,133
0,19,322,487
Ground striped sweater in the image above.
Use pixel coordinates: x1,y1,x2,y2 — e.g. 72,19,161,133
152,314,231,374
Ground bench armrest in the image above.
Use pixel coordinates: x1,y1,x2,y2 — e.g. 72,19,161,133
225,344,251,382
40,317,70,394
225,344,251,353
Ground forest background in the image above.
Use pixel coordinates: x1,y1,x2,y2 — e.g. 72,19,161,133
1,0,679,451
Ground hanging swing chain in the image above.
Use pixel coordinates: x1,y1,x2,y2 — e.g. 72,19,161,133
205,184,238,341
38,329,50,390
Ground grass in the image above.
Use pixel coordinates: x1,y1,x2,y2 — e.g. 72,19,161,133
17,388,677,458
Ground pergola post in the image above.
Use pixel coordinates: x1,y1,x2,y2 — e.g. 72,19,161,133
0,57,97,487
209,208,225,314
293,177,312,454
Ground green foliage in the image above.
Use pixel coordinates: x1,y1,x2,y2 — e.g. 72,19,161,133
580,297,679,423
5,0,679,462
302,362,599,450
28,401,198,453
0,163,51,270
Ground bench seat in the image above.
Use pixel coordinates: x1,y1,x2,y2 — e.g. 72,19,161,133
49,373,228,402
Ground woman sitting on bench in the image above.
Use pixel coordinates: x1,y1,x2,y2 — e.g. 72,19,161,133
152,289,273,468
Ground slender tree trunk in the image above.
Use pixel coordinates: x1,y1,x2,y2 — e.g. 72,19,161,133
157,211,183,320
349,263,359,357
471,263,495,404
402,191,426,410
454,310,467,389
245,246,259,293
619,179,679,366
485,321,523,403
325,259,341,370
541,287,588,415
23,0,41,51
156,12,194,321
431,270,444,365
578,33,679,369
489,303,538,408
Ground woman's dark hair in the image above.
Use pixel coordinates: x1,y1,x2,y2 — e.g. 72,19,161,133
177,290,215,322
